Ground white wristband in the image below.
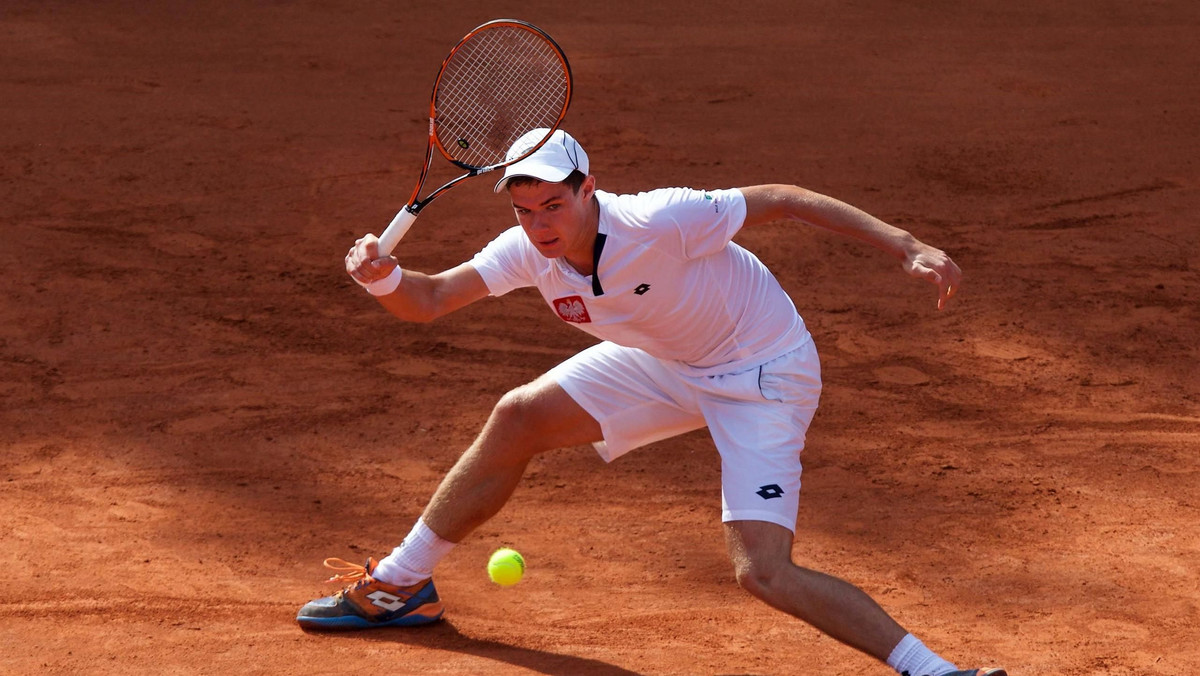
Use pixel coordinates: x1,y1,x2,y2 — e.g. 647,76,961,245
359,266,404,296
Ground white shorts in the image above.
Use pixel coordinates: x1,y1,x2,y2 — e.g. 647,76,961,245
548,337,821,532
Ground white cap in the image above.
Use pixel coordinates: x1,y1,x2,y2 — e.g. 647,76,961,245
493,128,589,193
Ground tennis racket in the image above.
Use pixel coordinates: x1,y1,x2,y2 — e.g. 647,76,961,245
376,19,573,256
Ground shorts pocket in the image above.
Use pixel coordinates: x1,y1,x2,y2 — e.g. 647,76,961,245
757,352,821,406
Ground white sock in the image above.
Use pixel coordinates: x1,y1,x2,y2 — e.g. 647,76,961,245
371,517,456,587
886,633,959,676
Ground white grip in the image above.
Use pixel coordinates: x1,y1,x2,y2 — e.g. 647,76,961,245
377,206,418,256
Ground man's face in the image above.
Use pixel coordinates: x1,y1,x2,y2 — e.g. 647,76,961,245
508,176,596,262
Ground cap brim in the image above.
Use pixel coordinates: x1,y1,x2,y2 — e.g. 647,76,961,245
493,164,574,193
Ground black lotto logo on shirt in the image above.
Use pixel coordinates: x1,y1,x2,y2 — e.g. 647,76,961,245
553,295,592,323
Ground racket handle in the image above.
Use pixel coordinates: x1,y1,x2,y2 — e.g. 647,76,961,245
377,206,418,256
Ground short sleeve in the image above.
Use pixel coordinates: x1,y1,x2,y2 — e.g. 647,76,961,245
612,187,747,260
676,187,747,259
468,226,537,297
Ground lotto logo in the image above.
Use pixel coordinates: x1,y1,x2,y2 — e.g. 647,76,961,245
367,590,407,611
756,484,784,500
553,295,592,323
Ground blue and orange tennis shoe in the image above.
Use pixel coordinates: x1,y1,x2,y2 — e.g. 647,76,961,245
902,670,1006,676
296,557,444,630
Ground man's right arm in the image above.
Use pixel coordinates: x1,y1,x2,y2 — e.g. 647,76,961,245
345,234,490,323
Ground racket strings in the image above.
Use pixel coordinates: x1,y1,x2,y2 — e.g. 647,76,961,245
440,43,564,163
435,25,569,168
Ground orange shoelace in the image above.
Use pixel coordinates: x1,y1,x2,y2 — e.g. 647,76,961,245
323,557,371,585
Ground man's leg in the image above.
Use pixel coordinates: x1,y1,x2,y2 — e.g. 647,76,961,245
723,520,982,675
421,373,603,542
724,519,908,661
297,374,602,629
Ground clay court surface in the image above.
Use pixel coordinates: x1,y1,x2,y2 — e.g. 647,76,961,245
2,2,1198,674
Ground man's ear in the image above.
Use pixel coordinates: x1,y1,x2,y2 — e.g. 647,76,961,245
580,174,596,199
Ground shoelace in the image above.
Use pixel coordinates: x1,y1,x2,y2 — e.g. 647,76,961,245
323,557,371,586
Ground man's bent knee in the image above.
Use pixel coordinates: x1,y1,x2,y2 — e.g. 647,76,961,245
725,520,796,600
483,378,602,456
732,553,790,600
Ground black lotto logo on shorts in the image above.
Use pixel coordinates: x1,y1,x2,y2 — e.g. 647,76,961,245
756,484,784,500
553,295,592,323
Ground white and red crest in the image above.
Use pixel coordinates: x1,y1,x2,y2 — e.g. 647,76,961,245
553,295,591,323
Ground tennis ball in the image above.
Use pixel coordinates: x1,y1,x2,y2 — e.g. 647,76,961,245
487,547,525,587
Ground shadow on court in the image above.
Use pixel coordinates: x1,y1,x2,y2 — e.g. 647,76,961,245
309,620,647,675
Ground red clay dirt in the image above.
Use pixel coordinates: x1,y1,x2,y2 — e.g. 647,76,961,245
2,2,1198,675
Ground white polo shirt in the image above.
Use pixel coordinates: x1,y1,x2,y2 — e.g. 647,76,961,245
470,187,810,376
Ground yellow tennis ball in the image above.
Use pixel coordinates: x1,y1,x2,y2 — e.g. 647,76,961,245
487,547,525,587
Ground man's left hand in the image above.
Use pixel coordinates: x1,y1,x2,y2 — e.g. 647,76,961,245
903,244,962,311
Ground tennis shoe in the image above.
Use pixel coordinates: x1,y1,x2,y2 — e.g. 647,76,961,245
296,557,444,630
936,669,1008,676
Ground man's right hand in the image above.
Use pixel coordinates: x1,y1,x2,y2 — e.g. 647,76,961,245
345,234,399,286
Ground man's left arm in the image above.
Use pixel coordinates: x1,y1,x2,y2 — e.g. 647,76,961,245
739,184,962,310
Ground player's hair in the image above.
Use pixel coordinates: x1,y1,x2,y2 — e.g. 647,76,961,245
505,170,587,194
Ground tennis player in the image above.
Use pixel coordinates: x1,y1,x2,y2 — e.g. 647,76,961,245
299,129,1004,676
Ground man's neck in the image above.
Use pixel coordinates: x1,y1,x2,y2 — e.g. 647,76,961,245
563,196,601,276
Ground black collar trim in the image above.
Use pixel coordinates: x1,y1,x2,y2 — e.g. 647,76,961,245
591,232,607,296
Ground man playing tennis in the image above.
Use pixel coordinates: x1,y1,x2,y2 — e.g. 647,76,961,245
299,129,1005,676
